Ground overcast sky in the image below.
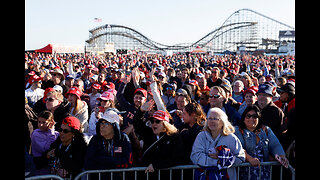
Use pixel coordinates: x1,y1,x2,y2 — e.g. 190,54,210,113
25,0,295,50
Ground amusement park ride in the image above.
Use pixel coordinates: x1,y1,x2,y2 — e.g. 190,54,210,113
85,9,295,55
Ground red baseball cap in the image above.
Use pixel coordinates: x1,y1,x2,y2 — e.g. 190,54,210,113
62,116,81,131
134,88,147,98
97,91,114,101
92,83,101,90
105,82,115,90
152,110,170,123
65,86,82,99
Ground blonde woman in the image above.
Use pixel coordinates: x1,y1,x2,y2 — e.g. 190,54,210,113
190,107,245,180
45,90,70,131
141,110,184,179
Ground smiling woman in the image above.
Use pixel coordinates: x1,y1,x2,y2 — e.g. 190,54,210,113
140,110,184,179
190,107,245,180
234,104,289,179
45,116,87,179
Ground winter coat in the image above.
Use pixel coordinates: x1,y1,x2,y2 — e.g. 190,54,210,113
142,132,185,169
179,123,203,164
47,134,87,179
255,101,285,144
84,120,133,170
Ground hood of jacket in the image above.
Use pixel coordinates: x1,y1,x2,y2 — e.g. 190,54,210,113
95,118,122,142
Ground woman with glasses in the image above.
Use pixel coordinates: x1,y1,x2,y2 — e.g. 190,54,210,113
234,104,289,180
46,116,87,179
84,110,133,179
141,110,184,179
45,90,71,131
208,86,241,126
190,107,245,180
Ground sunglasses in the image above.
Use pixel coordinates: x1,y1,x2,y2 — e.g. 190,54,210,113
149,119,161,124
209,94,221,99
45,97,55,102
57,128,72,134
245,114,259,119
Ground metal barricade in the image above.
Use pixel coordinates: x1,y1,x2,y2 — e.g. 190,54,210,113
25,174,65,180
73,161,295,180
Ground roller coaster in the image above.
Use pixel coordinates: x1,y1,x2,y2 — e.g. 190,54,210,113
85,8,294,54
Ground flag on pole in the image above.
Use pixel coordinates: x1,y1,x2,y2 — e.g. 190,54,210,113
94,18,102,22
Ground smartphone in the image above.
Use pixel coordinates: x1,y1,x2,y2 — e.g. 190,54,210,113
275,154,288,168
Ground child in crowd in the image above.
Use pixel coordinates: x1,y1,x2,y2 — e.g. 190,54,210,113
30,110,59,175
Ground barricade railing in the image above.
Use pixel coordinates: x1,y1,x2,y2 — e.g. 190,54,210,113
73,161,295,180
25,174,65,180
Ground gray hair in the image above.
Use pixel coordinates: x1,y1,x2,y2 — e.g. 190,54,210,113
204,107,235,136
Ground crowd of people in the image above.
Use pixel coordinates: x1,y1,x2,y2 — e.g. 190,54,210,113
24,51,295,179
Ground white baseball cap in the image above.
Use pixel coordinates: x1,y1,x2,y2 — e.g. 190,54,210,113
100,109,120,124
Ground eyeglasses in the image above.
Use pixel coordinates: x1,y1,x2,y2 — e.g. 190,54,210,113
245,114,259,119
207,117,221,121
209,94,221,99
45,97,55,102
57,128,72,134
150,119,161,124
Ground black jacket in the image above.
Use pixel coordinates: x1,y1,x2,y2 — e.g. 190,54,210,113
84,120,133,170
47,134,87,179
132,110,185,169
179,123,203,164
142,132,185,169
256,101,285,144
53,99,71,131
116,82,140,127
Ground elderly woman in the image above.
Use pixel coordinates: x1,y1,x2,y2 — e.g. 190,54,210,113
234,104,288,180
190,107,245,180
46,116,87,179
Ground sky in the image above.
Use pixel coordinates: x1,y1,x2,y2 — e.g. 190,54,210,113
25,0,295,50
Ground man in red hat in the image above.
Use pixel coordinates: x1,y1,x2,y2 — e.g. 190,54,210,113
117,75,147,128
25,75,44,108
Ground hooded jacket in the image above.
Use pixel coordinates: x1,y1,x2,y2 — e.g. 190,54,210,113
84,119,133,170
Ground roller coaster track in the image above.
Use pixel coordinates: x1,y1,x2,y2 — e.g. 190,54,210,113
85,8,294,52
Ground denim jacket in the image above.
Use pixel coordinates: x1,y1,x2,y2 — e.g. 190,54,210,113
234,126,285,161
